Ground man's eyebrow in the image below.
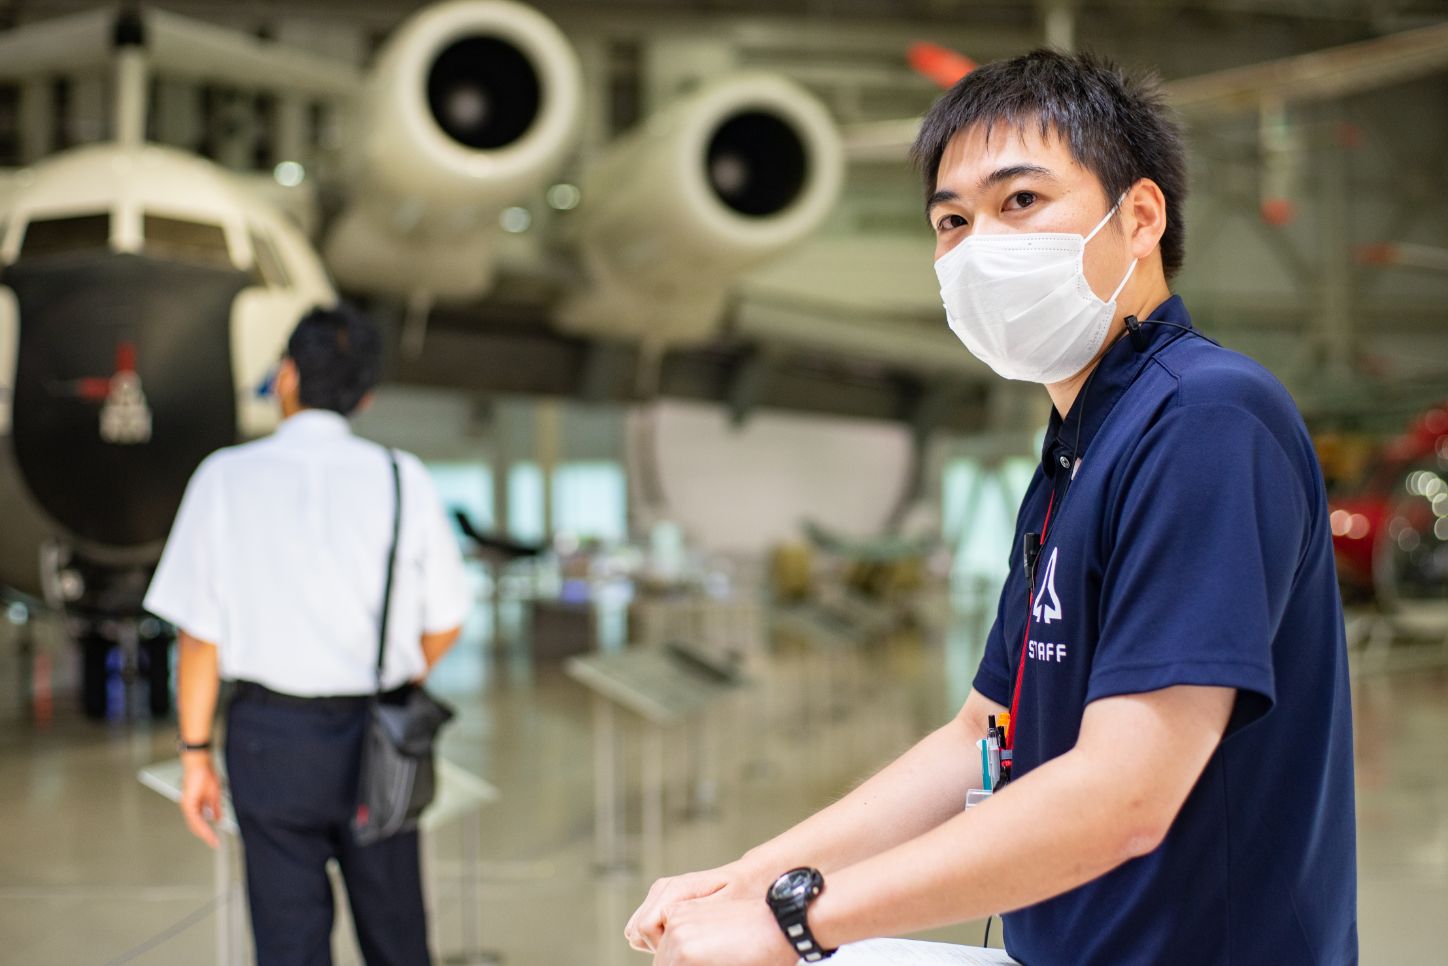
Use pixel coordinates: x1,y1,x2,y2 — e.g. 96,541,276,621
925,188,959,220
977,163,1057,193
924,165,1058,221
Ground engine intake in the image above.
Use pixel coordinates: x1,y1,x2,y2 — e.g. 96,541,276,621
558,73,844,346
325,0,581,300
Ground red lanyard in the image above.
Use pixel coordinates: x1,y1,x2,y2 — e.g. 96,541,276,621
1005,489,1056,749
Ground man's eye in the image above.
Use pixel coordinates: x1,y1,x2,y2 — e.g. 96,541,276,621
936,213,966,232
1007,191,1037,209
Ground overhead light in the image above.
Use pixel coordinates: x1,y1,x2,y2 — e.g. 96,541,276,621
500,206,532,233
546,183,581,211
273,160,306,187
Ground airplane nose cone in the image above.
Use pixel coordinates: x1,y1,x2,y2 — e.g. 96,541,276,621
5,252,250,549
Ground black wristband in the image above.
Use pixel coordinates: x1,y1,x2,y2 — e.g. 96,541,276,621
177,738,212,753
766,868,835,962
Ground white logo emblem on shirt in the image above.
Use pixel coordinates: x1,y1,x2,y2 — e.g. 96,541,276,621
1033,547,1063,625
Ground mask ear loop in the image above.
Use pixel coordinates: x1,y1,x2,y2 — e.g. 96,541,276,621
1083,192,1128,244
1084,192,1137,305
1107,257,1138,304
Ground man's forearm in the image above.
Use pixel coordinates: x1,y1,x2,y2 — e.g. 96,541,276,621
809,745,1151,948
177,631,220,746
420,627,462,673
737,699,994,882
808,685,1234,948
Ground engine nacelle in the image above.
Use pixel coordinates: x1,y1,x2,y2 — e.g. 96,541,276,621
557,72,844,347
325,0,582,300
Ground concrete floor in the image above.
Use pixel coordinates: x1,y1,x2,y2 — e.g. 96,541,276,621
0,595,1444,965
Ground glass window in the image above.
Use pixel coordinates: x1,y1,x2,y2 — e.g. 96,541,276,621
143,214,233,269
249,228,291,288
507,462,545,544
19,213,110,258
553,461,627,543
943,455,1035,588
426,462,494,541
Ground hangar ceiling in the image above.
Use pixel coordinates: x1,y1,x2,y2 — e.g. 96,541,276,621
0,0,1444,429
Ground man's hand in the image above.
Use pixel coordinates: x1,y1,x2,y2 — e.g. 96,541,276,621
179,754,223,849
626,863,765,953
652,897,799,966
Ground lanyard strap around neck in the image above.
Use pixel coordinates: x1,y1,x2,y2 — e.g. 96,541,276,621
376,448,401,693
1006,488,1056,749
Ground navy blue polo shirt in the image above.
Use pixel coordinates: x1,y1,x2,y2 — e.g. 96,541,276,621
973,296,1357,965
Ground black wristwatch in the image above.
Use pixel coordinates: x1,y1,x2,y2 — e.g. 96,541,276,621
766,867,835,962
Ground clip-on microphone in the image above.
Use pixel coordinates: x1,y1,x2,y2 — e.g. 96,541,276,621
1124,314,1150,351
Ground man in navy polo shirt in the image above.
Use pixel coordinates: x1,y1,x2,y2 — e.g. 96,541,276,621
626,50,1357,966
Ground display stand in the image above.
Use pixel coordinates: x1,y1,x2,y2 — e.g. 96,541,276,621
138,758,500,965
566,644,744,876
825,938,1018,965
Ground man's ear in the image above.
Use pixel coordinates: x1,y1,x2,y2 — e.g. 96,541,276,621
351,391,376,417
275,358,299,399
1125,178,1168,262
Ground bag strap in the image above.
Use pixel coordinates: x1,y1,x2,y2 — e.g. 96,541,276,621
375,448,402,694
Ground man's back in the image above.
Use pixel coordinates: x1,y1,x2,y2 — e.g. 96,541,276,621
147,409,469,696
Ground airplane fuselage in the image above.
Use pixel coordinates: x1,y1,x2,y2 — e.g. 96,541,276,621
0,143,333,615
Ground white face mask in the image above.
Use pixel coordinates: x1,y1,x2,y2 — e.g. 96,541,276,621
935,196,1137,384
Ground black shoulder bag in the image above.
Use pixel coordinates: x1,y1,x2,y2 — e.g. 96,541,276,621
353,448,456,846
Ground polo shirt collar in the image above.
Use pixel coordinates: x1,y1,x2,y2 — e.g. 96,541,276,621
1040,295,1194,478
275,409,351,439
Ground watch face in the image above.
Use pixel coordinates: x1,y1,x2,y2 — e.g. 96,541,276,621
770,868,817,904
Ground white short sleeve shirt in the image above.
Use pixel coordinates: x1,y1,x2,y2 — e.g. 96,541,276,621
144,410,471,696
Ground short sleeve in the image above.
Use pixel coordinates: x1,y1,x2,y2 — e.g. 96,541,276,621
144,457,225,643
1090,403,1308,733
972,586,1017,707
408,461,471,635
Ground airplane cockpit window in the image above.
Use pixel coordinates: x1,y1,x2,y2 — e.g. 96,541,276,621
17,213,111,259
142,214,234,269
249,229,292,289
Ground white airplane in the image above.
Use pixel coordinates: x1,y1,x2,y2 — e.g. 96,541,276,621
0,0,845,715
5,2,1445,718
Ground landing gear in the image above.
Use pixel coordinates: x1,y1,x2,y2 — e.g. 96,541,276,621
143,629,171,718
76,618,174,721
81,630,109,720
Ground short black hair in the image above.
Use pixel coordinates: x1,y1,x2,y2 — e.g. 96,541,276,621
286,303,383,415
911,49,1188,278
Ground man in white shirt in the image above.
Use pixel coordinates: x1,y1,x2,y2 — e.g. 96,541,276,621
145,304,470,966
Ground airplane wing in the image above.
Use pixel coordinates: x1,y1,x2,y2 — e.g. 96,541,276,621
453,510,546,560
0,8,115,79
803,519,938,562
0,7,360,96
1167,19,1448,116
142,8,360,97
846,20,1448,162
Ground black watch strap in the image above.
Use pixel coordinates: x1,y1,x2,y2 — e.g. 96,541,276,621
177,738,212,753
767,868,835,962
777,909,834,962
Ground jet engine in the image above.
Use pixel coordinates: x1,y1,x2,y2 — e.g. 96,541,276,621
556,72,845,347
324,0,582,301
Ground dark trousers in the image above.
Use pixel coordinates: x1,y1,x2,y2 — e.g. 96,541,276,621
226,687,431,966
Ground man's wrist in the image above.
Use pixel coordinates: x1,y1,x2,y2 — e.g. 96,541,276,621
180,751,214,772
735,848,779,886
799,871,856,953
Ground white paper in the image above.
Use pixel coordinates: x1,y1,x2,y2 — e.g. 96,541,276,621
816,938,1019,965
